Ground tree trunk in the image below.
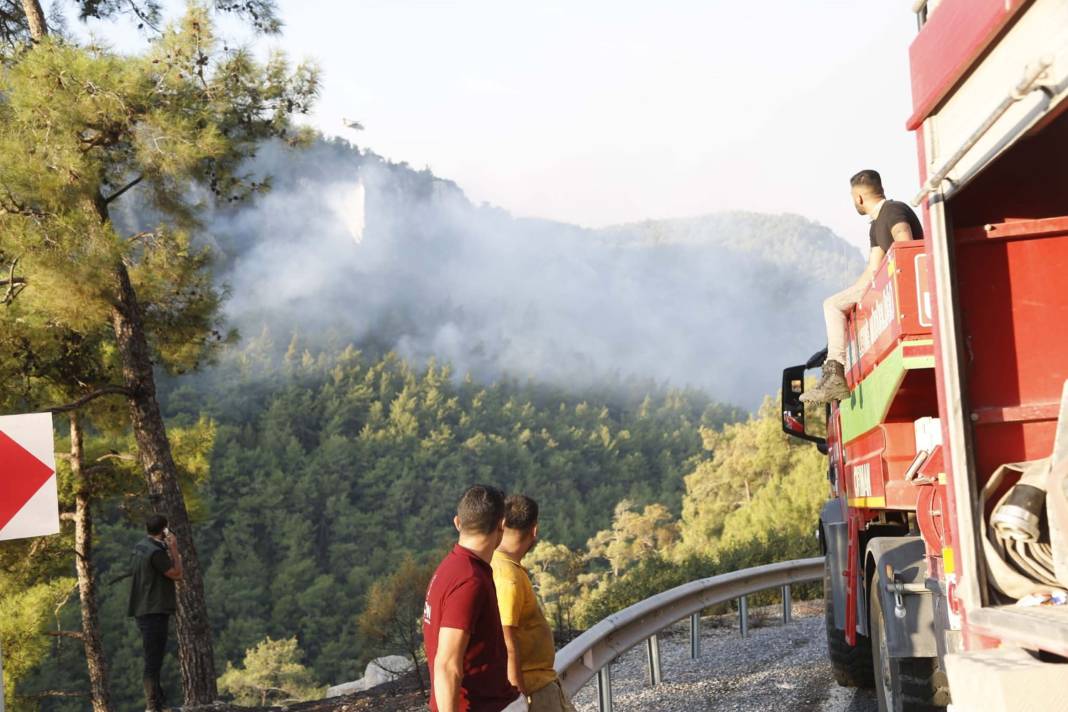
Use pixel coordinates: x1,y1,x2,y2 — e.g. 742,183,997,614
69,414,115,712
20,0,47,39
110,262,218,705
409,642,425,694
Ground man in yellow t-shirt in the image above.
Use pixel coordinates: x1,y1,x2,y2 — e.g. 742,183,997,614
492,495,577,712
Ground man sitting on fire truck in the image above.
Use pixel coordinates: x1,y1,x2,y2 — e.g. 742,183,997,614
801,169,924,404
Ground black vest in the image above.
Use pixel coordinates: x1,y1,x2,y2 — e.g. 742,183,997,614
127,537,176,617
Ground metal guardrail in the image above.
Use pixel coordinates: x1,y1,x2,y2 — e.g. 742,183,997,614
553,557,824,706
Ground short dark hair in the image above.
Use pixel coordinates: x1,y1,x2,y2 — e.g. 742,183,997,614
146,514,168,536
504,495,539,533
457,485,506,535
850,169,885,197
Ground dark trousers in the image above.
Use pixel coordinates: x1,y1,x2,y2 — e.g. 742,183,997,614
136,613,170,710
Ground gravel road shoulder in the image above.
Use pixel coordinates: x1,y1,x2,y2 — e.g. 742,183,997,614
198,602,876,712
570,601,877,712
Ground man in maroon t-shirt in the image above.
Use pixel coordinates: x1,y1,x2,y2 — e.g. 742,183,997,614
424,485,527,712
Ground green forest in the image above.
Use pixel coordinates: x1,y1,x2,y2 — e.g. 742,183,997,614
0,3,834,710
3,336,828,710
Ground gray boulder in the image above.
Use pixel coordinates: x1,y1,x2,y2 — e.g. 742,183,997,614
326,655,415,698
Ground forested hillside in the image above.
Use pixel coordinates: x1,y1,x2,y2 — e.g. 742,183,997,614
0,13,857,710
1,128,858,712
14,342,740,708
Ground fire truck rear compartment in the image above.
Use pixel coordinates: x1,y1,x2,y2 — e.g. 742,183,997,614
946,95,1068,650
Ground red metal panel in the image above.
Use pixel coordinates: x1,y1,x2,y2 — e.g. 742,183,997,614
971,421,1058,522
956,227,1068,413
845,508,882,646
829,406,847,499
957,216,1068,243
845,242,933,388
844,428,887,499
906,0,1030,130
972,402,1060,425
844,423,920,510
955,218,1068,525
944,109,1068,644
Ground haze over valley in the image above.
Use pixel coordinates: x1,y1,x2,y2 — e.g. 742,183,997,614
179,138,864,409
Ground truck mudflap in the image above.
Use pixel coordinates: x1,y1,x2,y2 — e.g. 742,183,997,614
821,499,849,632
866,536,939,659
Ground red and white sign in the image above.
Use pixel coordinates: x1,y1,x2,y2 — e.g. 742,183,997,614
0,413,59,542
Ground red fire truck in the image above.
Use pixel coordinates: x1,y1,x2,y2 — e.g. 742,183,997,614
782,2,1068,710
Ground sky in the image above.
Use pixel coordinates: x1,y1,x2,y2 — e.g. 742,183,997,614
75,0,923,251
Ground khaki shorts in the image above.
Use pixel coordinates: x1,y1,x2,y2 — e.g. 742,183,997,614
502,694,529,712
528,680,577,712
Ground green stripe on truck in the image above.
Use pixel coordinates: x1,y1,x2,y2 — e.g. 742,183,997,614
840,341,935,444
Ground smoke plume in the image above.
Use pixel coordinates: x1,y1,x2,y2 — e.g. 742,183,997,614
206,138,862,408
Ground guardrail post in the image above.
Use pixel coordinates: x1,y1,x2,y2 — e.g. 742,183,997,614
645,634,662,685
782,584,792,624
689,612,701,659
551,558,825,700
597,665,613,712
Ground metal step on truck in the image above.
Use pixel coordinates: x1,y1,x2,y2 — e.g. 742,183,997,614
781,2,1068,711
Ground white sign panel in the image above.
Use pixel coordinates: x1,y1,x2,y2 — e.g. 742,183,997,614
0,412,59,542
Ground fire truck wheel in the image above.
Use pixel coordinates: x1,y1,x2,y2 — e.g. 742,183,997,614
824,557,874,688
869,577,949,712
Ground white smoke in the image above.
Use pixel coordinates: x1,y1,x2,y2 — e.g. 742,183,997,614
209,140,862,408
332,181,365,245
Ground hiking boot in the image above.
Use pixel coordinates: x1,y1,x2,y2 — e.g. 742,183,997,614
143,677,161,712
143,676,169,712
799,360,850,404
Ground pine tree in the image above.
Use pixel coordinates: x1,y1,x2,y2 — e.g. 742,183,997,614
0,576,76,705
66,414,114,712
357,554,434,694
585,500,679,577
525,541,586,639
1,0,283,50
678,396,823,555
217,637,320,706
0,299,129,711
0,6,319,703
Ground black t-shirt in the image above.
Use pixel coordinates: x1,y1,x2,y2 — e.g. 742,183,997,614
869,199,923,253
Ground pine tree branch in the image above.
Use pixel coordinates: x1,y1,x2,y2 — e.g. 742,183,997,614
46,630,85,641
96,451,136,461
125,0,162,33
47,386,134,413
19,689,88,700
102,175,144,204
1,256,28,304
0,186,49,219
84,451,137,477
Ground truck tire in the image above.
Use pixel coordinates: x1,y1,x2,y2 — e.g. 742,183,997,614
869,577,950,711
824,556,874,688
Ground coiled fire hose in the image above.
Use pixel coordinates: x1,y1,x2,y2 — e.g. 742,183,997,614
981,458,1067,599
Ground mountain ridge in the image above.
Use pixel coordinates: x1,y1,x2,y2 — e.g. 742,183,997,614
195,137,864,408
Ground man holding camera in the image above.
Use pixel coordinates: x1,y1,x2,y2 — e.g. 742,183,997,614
128,514,183,712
